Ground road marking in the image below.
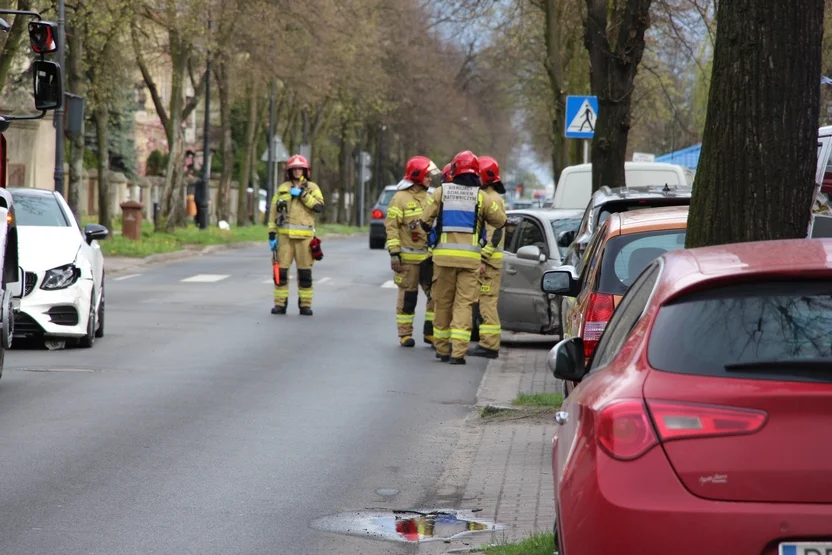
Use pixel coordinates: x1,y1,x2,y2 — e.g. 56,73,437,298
381,280,397,289
318,277,332,284
181,274,229,283
114,274,140,281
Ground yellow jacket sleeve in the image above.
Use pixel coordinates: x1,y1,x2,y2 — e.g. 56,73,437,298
301,182,325,213
420,186,442,227
267,193,281,233
385,193,404,254
483,194,507,230
481,194,506,262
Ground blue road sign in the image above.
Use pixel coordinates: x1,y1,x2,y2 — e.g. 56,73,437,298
564,96,598,139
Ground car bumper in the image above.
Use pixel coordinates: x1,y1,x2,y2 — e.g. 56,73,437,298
14,276,93,338
555,445,832,555
369,221,386,239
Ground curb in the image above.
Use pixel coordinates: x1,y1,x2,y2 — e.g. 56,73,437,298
105,232,365,276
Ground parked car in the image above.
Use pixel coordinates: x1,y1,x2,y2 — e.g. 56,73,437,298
558,205,688,396
369,185,398,249
496,208,583,335
0,188,23,379
559,183,693,269
551,162,694,209
543,237,832,555
10,188,108,347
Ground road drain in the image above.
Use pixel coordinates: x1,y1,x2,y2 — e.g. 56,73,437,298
311,509,504,543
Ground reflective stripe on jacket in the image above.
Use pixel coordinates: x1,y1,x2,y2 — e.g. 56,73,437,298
480,186,506,270
384,187,430,264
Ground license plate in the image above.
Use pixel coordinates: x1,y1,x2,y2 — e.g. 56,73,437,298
780,543,832,555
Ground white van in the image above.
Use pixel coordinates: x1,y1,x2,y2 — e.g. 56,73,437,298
552,162,695,209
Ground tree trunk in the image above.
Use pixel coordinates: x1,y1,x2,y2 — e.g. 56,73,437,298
0,0,31,94
94,104,110,230
66,18,85,219
159,33,188,231
686,0,824,248
543,0,566,183
584,0,652,192
237,83,258,226
337,121,350,224
215,58,232,223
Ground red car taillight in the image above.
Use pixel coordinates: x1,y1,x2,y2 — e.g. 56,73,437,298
372,209,384,220
597,399,768,461
582,292,614,359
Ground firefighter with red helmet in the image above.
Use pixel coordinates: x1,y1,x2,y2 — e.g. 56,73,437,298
268,154,325,315
470,155,507,358
411,151,507,364
385,156,438,346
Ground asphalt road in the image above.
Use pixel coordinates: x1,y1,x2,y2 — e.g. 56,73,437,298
0,236,489,555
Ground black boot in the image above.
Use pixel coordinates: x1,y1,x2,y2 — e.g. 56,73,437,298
436,352,450,362
271,305,287,315
449,357,467,365
470,345,499,359
300,307,313,316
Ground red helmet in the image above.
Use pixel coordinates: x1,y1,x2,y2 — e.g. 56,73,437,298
441,164,452,183
478,156,500,185
404,156,433,184
451,150,479,176
286,155,309,170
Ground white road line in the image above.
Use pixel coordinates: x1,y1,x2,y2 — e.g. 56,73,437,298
262,279,274,284
114,274,140,281
381,280,397,289
318,277,332,284
180,274,230,283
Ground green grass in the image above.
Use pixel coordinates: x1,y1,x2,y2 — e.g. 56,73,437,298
98,222,367,257
512,393,564,409
483,531,556,554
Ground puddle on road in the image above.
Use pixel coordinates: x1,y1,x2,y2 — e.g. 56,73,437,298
311,509,504,544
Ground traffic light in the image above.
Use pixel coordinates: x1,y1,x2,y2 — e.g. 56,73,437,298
28,21,57,54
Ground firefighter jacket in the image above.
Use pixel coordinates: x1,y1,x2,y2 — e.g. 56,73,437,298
268,179,325,239
420,183,507,270
385,187,430,264
480,185,506,270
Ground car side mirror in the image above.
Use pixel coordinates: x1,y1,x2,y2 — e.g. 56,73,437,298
557,230,575,248
8,266,24,299
547,337,587,382
541,267,580,297
84,223,109,244
517,244,545,262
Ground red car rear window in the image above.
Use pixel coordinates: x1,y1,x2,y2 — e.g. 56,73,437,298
596,229,686,296
648,280,832,383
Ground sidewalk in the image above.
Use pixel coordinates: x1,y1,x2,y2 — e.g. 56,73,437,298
421,333,559,553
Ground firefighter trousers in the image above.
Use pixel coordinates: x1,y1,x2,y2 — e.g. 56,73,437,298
274,237,314,308
395,263,435,338
477,265,502,351
432,265,479,359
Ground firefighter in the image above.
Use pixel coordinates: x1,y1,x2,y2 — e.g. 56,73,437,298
412,151,507,364
470,156,506,359
386,156,438,347
268,154,325,316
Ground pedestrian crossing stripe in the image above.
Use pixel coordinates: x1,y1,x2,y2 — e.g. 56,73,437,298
566,98,597,135
381,280,397,289
180,274,229,283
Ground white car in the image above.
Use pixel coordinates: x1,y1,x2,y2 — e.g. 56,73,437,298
9,188,108,347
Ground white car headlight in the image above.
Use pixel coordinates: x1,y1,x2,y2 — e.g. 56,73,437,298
40,264,80,290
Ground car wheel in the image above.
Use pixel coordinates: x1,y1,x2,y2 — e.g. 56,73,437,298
78,291,96,348
369,236,385,249
95,277,105,338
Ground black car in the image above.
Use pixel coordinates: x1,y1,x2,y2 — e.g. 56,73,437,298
369,185,398,249
559,184,693,267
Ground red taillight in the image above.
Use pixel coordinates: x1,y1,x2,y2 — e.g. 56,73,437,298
597,400,658,461
372,209,384,220
646,400,767,441
582,292,615,358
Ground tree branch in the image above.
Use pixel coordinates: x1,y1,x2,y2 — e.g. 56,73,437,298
132,24,170,131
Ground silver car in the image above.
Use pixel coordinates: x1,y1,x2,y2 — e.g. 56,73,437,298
497,209,584,335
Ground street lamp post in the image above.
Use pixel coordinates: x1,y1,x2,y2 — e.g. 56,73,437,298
198,12,211,230
53,0,66,196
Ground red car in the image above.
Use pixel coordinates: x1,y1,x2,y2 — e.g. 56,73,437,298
541,238,832,555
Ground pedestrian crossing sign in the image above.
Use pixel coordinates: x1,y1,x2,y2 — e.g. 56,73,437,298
564,96,598,139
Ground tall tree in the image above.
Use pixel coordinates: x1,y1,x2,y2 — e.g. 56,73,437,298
0,0,31,95
584,0,653,191
686,0,825,247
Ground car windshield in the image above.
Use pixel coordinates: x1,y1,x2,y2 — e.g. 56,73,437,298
549,217,582,257
378,190,396,206
11,193,70,227
648,280,832,383
597,229,686,295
